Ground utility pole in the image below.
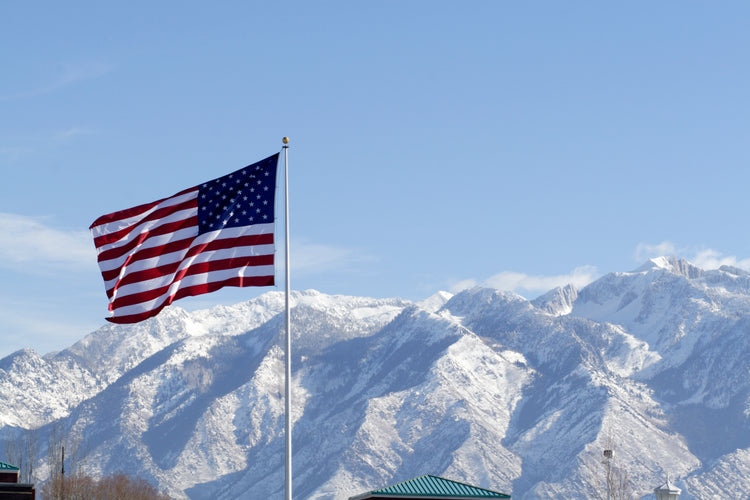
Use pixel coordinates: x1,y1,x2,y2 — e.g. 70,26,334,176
603,449,613,500
61,446,65,500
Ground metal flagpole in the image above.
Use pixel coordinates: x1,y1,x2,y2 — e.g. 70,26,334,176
282,136,292,500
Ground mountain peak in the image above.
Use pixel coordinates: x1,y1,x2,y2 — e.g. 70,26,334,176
634,256,703,279
418,291,454,313
718,264,750,277
532,284,578,316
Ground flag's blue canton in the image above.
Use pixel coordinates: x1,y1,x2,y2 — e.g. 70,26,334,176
197,154,278,235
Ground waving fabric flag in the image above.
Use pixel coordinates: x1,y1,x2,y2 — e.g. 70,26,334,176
90,154,279,324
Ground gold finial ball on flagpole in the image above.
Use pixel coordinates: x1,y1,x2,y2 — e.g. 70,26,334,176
282,137,290,145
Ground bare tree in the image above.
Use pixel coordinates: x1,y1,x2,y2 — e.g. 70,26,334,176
40,474,97,500
3,421,169,499
39,421,88,500
3,428,39,483
40,472,170,500
582,428,634,500
96,473,171,500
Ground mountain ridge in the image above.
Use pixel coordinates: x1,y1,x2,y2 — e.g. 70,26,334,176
2,257,750,498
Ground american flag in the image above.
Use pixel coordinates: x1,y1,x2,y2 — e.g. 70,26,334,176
90,154,279,324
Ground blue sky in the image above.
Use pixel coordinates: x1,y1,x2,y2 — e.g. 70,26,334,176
2,2,750,357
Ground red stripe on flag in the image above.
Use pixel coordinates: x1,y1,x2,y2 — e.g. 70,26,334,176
90,186,197,230
96,216,199,264
105,275,275,324
99,236,196,283
106,253,274,299
94,199,199,252
100,232,274,286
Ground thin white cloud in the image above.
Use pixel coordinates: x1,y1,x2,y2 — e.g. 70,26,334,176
2,127,94,163
0,61,113,101
634,240,750,271
450,265,599,297
635,241,677,262
449,279,478,293
0,213,94,270
691,249,750,271
0,216,368,277
290,239,373,275
0,146,28,162
52,127,92,143
0,297,101,357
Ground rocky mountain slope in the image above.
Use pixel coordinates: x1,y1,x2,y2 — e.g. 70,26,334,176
1,257,749,499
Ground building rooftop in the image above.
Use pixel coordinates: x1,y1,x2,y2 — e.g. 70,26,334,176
349,474,510,499
0,462,19,472
654,478,681,494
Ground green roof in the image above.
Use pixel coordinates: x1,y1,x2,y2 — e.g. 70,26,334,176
0,462,19,471
351,475,510,499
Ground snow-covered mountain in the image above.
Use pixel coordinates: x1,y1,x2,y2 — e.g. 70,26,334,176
2,257,750,499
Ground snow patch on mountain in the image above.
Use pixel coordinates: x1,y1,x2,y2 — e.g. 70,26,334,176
532,284,578,316
0,348,101,428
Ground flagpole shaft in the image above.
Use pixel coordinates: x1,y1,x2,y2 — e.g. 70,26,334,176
283,138,292,500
